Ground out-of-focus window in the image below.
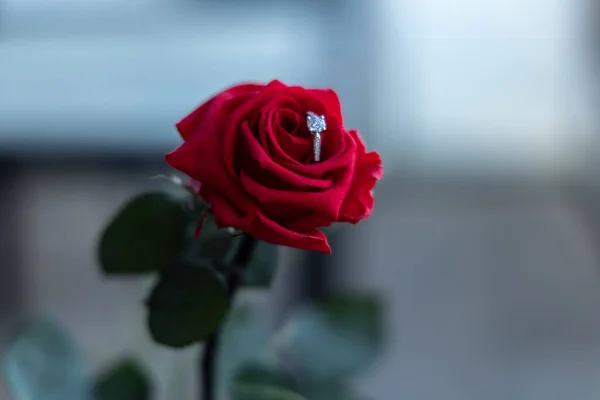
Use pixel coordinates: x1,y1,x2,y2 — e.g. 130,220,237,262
371,0,597,179
0,0,349,155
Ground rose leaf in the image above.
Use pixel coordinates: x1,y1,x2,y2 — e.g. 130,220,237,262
1,319,91,400
92,358,152,400
192,214,239,267
305,383,368,400
270,294,383,384
231,360,306,400
241,241,280,288
98,192,193,275
146,261,230,348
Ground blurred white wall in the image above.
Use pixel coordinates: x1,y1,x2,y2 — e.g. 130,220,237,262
371,0,598,178
0,0,332,154
2,0,599,176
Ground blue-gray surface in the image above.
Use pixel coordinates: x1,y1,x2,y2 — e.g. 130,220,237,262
342,187,600,400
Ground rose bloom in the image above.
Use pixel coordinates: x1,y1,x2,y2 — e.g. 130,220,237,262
166,80,382,253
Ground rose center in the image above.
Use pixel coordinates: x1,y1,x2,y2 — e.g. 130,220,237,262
277,111,302,136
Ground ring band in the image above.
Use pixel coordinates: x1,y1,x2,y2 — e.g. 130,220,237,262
306,111,326,162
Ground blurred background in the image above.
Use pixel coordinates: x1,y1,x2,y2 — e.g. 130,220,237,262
2,0,600,398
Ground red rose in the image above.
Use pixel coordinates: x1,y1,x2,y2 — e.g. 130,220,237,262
166,80,382,253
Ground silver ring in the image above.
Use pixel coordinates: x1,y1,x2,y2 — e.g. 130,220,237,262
306,111,326,162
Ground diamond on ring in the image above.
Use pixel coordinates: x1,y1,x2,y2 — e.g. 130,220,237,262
306,111,326,162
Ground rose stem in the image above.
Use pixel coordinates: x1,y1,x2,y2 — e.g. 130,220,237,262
201,233,258,400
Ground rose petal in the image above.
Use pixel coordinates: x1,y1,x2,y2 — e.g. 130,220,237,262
285,129,357,178
221,81,288,177
175,83,264,140
251,212,331,253
256,108,278,159
168,80,379,254
166,89,258,216
202,189,254,230
258,113,309,166
203,193,331,253
347,130,384,180
166,142,255,218
338,131,383,223
240,123,357,186
285,211,334,232
273,124,312,163
188,178,202,194
175,98,216,141
265,114,350,175
277,108,302,136
240,163,354,221
307,88,344,127
239,122,335,190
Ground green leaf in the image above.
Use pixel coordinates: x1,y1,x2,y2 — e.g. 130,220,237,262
231,361,306,400
146,261,230,348
306,384,366,400
271,295,383,384
1,319,91,400
242,241,279,288
323,296,381,342
193,214,238,267
93,359,151,400
98,192,193,275
191,221,279,288
217,302,270,400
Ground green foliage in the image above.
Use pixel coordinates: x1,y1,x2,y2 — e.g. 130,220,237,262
98,192,194,275
241,241,279,288
97,182,282,351
192,214,239,267
1,319,151,400
94,184,379,399
272,294,383,384
93,359,151,400
146,260,231,348
231,360,306,400
1,319,91,400
225,294,383,400
304,384,367,400
217,302,270,400
193,216,280,289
